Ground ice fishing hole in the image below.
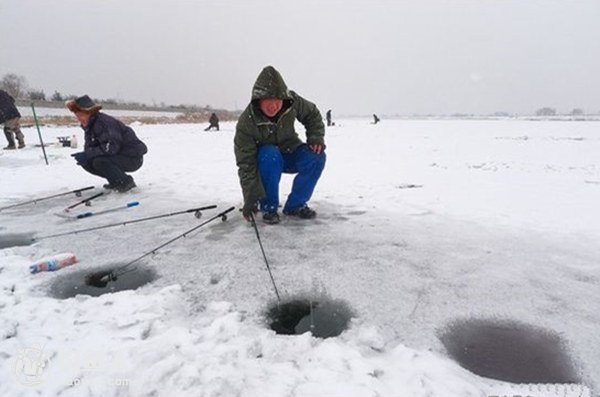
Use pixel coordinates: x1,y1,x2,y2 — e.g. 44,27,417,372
49,264,157,299
0,233,35,249
439,318,580,383
266,298,354,338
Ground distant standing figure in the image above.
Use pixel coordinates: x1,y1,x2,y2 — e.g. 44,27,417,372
204,113,220,131
67,95,147,193
326,109,333,126
372,114,380,124
0,89,25,150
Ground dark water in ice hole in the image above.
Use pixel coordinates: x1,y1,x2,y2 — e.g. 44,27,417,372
439,318,581,383
0,233,35,249
266,298,354,338
49,264,157,298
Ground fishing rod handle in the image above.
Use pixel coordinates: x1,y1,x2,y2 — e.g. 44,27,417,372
66,192,104,210
185,204,217,213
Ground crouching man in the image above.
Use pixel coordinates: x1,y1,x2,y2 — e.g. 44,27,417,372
67,95,147,193
235,66,326,225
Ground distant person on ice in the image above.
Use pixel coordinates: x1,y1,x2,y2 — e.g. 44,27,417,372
235,65,326,225
372,114,380,124
204,112,220,131
67,95,147,193
0,89,25,150
326,109,333,126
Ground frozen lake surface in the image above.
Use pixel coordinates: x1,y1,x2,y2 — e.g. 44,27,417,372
0,118,597,396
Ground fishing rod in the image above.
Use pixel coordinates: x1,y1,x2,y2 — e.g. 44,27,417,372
63,192,104,212
0,186,95,212
250,212,281,303
31,103,49,166
35,205,217,241
76,201,139,219
85,206,235,288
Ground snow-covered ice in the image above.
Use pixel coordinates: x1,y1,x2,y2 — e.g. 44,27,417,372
0,119,598,396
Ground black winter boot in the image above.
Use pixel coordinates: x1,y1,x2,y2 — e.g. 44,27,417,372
283,205,317,219
3,131,15,150
262,212,280,225
115,176,137,193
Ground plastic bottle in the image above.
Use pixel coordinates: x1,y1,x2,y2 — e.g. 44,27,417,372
70,134,78,149
30,253,78,274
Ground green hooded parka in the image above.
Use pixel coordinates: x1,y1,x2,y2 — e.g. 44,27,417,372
234,66,325,210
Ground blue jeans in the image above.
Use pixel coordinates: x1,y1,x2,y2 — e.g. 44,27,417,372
257,144,326,213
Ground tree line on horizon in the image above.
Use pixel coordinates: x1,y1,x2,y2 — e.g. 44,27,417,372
0,72,595,117
0,72,231,113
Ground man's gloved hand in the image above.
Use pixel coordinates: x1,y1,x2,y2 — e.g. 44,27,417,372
71,151,87,166
242,202,258,222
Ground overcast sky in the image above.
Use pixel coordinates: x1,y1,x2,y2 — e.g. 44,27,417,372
1,0,599,115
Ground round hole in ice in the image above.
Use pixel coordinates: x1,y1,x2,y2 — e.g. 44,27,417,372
0,233,35,249
439,318,581,383
266,297,353,338
48,264,157,299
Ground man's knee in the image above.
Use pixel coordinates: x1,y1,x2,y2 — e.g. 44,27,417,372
126,157,143,172
312,152,326,173
258,145,283,166
298,147,326,172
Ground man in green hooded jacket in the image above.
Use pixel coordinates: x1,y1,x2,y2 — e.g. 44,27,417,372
235,66,326,225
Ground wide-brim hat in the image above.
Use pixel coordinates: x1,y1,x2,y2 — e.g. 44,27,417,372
66,95,102,113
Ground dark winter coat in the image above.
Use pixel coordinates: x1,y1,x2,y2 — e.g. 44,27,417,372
83,113,148,160
234,66,325,207
0,90,21,124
